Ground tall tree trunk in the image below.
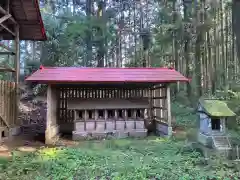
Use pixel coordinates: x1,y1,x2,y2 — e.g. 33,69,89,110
232,0,240,69
96,0,106,67
183,0,191,97
86,0,92,67
195,0,202,97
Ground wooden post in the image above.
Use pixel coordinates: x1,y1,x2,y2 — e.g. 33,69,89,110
95,110,98,120
14,24,20,126
133,109,137,129
46,85,59,144
74,110,77,121
84,110,88,131
104,109,108,130
74,110,77,131
166,84,172,136
114,109,118,130
114,109,118,119
132,109,137,119
104,109,108,120
124,109,128,120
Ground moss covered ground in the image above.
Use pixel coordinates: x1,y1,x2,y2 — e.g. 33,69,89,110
0,137,240,180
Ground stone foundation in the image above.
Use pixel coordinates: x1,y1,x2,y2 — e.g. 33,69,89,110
198,132,213,148
45,125,59,144
129,129,147,138
155,121,172,136
72,129,147,140
73,120,147,140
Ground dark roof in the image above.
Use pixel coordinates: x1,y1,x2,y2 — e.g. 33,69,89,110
25,66,190,84
0,0,47,40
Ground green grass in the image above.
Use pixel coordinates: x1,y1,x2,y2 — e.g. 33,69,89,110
0,137,239,180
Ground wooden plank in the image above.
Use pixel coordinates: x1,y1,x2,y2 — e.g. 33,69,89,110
0,66,15,72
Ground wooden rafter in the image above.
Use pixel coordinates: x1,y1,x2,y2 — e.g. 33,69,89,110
0,5,17,24
0,3,17,37
0,23,15,36
0,14,11,24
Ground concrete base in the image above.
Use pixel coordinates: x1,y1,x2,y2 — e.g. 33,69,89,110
45,125,59,144
129,129,147,138
9,126,21,136
198,133,213,148
92,132,107,139
72,129,148,140
72,131,88,140
167,126,173,137
114,131,129,139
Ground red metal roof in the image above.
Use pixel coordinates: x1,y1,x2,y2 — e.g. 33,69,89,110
25,67,189,84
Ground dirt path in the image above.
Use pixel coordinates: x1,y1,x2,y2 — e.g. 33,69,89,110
0,134,78,158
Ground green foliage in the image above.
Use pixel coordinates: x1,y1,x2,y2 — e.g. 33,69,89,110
171,102,197,129
0,139,239,180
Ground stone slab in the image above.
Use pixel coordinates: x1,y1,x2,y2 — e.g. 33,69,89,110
72,131,88,140
113,131,129,138
9,126,21,136
91,131,107,139
129,129,148,138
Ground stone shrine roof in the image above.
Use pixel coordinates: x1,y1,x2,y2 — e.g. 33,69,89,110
198,99,236,117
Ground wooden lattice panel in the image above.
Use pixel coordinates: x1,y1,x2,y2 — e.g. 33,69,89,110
0,80,17,127
57,86,150,124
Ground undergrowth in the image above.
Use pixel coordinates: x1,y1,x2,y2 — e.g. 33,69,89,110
0,138,239,180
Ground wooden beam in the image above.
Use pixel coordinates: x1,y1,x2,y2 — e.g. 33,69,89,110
0,14,11,24
0,67,15,72
0,51,15,55
0,6,17,24
0,23,15,36
0,42,14,52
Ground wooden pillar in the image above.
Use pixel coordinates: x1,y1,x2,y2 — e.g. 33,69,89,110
95,110,99,120
114,110,118,119
46,85,59,144
114,109,118,130
14,24,20,126
124,109,128,120
132,109,137,119
166,84,172,136
104,109,108,120
74,110,77,121
84,110,89,120
104,109,108,130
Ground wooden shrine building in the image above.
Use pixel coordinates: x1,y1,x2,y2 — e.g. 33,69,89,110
26,67,189,144
0,0,46,141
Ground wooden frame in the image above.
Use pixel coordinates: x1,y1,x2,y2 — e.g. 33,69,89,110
45,82,173,143
0,2,20,135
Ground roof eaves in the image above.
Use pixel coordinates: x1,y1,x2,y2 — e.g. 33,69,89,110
34,0,47,41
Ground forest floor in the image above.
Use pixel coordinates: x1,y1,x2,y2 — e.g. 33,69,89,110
0,137,240,180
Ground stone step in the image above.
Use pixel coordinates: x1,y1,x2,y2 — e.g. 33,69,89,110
213,135,231,150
